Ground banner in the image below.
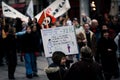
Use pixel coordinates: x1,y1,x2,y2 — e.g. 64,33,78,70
26,0,34,19
2,1,28,22
35,0,70,21
38,11,56,28
41,26,78,57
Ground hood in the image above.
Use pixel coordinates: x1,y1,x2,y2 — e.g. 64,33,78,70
44,66,60,73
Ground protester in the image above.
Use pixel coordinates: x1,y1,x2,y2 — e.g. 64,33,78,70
4,25,17,80
81,13,91,26
44,51,68,80
64,46,104,80
90,19,101,42
96,30,119,80
76,23,97,59
21,26,39,78
14,17,22,33
31,24,41,77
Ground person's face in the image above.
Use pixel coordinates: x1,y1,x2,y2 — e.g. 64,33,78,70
26,27,31,33
83,24,90,32
55,21,60,27
59,16,63,21
32,26,37,32
103,32,109,39
102,25,108,30
60,57,66,65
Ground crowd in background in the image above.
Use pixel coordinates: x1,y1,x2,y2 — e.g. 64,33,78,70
0,12,120,80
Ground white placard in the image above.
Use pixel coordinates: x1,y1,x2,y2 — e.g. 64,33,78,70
41,26,78,57
2,1,28,22
35,0,71,21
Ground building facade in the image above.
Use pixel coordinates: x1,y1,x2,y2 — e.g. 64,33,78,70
0,0,120,20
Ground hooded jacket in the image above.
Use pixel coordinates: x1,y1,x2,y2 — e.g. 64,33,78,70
44,51,67,80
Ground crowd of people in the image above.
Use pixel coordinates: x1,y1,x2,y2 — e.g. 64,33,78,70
0,12,120,80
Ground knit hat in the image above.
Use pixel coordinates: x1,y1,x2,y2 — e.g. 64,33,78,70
52,51,66,65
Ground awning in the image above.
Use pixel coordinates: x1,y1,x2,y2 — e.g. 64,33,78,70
11,3,26,9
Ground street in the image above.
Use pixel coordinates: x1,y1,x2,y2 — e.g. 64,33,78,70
0,55,49,80
0,55,120,80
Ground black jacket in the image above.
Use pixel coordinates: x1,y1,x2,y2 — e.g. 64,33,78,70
64,58,104,80
21,32,40,53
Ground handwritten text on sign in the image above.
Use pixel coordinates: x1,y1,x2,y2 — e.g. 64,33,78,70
41,26,78,57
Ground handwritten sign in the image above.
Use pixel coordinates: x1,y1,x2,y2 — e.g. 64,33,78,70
41,26,78,57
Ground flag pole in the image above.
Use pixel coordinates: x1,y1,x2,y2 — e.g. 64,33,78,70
65,12,68,18
2,16,7,39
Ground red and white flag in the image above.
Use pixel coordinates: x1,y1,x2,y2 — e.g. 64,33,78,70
38,11,56,29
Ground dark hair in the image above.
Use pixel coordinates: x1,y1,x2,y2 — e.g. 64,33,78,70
52,51,66,64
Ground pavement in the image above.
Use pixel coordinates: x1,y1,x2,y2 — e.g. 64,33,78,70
0,54,120,80
0,55,49,80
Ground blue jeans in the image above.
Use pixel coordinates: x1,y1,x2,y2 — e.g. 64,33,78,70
24,53,37,75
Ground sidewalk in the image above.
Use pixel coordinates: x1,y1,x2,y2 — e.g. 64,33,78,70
0,56,49,80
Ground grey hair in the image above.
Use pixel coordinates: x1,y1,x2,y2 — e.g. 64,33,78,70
80,46,93,58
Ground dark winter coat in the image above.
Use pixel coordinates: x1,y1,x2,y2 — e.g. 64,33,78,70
21,32,40,53
4,34,17,65
64,58,103,80
96,37,119,75
31,31,40,52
